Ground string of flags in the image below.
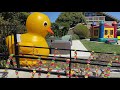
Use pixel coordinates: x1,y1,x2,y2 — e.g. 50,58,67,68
2,48,120,78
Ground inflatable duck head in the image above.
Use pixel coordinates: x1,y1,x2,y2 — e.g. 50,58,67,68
26,12,54,37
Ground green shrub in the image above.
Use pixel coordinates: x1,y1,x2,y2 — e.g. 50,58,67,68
72,34,79,40
67,29,74,35
62,35,72,41
73,24,90,39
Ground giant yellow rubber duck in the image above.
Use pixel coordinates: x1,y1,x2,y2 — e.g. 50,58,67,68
6,12,54,67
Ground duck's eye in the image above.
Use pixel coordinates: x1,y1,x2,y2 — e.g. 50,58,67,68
44,21,47,27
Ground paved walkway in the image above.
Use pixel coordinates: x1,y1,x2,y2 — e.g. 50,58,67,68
71,40,90,58
117,40,120,45
0,69,66,78
1,68,120,78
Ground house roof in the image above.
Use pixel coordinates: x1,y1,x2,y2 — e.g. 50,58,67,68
104,23,114,28
99,12,120,22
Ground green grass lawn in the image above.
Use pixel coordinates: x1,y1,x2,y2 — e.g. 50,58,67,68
81,39,120,54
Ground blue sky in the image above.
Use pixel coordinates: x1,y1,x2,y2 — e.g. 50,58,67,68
42,12,120,22
107,12,120,19
42,12,61,22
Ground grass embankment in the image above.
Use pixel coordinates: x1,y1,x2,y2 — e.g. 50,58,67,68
81,39,120,54
80,39,120,65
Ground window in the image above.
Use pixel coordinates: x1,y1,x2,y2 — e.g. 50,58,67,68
94,17,98,20
88,13,92,16
85,12,95,16
85,13,88,16
89,17,93,20
92,13,96,16
105,30,108,35
110,30,113,35
99,17,105,20
94,30,98,36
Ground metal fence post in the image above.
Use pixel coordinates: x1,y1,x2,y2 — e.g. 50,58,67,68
13,26,20,68
69,49,72,78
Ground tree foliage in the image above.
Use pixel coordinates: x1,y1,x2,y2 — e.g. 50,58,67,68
55,12,87,28
54,12,87,37
0,12,30,34
51,22,68,38
51,22,59,37
0,12,30,53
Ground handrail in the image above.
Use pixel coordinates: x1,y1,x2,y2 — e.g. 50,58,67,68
19,45,120,55
0,53,120,65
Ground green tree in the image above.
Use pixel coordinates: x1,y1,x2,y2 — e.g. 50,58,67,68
55,12,87,28
0,12,29,23
51,22,59,37
55,12,87,37
50,22,69,37
0,12,30,54
0,12,30,34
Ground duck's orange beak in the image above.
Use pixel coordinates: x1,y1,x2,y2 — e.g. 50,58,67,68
47,28,54,34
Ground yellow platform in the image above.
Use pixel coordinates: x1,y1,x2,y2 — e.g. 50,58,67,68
117,36,120,40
